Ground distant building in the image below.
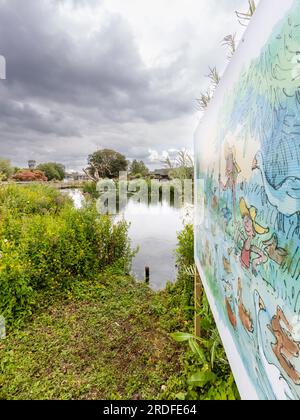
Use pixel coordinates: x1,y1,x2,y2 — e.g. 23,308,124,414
28,160,36,169
152,168,170,180
65,172,89,182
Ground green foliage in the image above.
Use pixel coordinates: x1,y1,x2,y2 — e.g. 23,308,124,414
173,224,195,315
169,167,193,180
165,224,240,400
87,149,128,180
0,276,185,400
130,160,149,177
82,181,99,199
37,162,66,181
0,185,133,327
176,224,194,267
0,158,13,181
0,184,68,216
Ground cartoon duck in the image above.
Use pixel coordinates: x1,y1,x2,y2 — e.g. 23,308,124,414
253,291,299,400
237,278,253,333
268,306,300,386
263,234,288,266
252,152,300,217
225,297,237,330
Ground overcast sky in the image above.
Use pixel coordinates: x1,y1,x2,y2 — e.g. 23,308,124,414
0,0,250,171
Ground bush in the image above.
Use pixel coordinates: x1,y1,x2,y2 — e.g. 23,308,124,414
166,224,240,400
174,224,195,314
0,185,133,326
82,181,99,199
13,169,47,182
37,163,66,181
0,158,14,181
0,184,69,216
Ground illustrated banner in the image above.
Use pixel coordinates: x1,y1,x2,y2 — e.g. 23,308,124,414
195,0,300,400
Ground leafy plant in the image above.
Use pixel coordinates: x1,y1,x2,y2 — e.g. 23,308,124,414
37,162,66,181
168,225,240,400
0,184,133,327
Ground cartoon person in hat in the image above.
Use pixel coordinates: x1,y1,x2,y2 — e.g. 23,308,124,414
239,197,269,276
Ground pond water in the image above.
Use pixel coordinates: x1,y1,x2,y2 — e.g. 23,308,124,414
64,189,189,290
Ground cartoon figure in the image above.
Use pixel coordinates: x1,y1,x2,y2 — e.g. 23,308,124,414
219,144,241,221
268,306,300,385
239,198,269,276
263,233,288,266
237,278,253,333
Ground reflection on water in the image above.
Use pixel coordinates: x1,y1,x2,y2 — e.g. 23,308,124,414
116,200,185,290
65,189,189,290
62,188,85,209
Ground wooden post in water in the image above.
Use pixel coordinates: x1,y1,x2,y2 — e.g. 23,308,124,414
194,267,202,337
145,266,150,284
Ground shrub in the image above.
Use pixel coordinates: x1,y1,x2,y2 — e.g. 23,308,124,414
0,185,133,327
174,224,195,313
167,224,240,400
0,158,14,181
0,184,69,216
13,169,48,182
37,163,66,181
82,181,99,199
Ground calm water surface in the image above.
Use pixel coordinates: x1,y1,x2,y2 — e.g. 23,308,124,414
66,189,188,290
116,200,185,290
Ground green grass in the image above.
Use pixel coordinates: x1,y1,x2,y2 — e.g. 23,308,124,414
0,274,187,400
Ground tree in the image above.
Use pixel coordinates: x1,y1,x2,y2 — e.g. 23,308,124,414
13,170,48,182
37,163,66,181
85,149,128,180
0,158,13,181
130,160,149,177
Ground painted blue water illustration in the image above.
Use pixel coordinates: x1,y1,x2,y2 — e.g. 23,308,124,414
195,0,300,400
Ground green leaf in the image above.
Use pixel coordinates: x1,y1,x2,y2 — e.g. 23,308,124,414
188,370,217,387
188,339,207,364
175,392,186,400
170,332,195,342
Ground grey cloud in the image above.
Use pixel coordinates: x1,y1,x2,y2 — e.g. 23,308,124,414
0,0,249,169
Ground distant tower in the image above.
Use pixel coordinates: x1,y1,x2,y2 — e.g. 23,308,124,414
28,160,36,169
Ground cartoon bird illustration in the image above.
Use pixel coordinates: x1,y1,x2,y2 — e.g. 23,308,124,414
237,278,253,333
253,291,299,400
263,234,288,266
225,297,237,330
268,306,300,386
252,152,300,217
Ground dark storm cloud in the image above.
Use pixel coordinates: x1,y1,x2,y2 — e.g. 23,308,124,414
0,0,191,121
0,0,249,169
